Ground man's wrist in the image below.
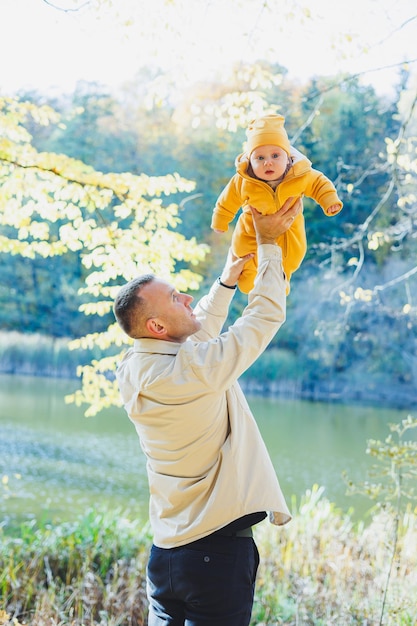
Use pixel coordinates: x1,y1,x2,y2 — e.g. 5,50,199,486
217,277,237,290
258,242,283,264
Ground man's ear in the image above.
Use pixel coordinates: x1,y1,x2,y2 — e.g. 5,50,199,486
146,317,167,338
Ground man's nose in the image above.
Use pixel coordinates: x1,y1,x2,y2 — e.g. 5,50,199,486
182,294,193,305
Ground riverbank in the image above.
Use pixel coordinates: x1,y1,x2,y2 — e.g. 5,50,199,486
1,488,416,626
1,331,416,411
0,331,100,380
239,376,417,411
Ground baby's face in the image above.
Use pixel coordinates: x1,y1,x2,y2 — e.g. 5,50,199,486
250,145,289,182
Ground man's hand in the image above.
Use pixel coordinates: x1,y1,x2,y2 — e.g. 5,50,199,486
219,248,254,288
250,196,303,245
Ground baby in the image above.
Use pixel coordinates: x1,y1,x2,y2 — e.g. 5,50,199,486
211,114,343,293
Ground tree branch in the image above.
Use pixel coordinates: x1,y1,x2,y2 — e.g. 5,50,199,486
304,58,417,103
376,15,417,47
374,266,417,293
42,0,91,13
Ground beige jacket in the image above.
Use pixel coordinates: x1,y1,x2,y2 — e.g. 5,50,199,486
116,244,291,548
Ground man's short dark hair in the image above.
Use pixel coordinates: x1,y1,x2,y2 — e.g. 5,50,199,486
113,274,155,338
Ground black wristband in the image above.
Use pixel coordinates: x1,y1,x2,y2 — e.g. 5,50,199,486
217,277,237,290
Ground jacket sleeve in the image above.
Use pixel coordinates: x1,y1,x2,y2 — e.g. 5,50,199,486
181,244,287,391
305,169,343,215
191,279,236,341
211,175,244,231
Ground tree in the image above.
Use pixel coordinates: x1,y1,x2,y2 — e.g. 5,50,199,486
279,71,417,402
2,44,417,414
0,96,208,414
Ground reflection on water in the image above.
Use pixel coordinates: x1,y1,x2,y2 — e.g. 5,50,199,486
0,374,412,531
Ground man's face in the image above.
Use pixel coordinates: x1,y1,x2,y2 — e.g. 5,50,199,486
141,278,201,342
250,144,288,182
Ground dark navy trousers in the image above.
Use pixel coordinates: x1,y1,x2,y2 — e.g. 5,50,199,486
146,534,260,625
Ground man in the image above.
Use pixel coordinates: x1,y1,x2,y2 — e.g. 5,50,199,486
114,197,302,626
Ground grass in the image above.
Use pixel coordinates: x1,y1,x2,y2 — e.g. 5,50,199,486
252,486,417,625
1,487,416,625
0,331,102,379
0,509,151,626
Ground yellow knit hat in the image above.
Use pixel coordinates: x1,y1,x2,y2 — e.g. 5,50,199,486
246,114,291,156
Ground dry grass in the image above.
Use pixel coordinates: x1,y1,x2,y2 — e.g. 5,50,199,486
0,509,150,626
1,490,416,625
253,486,417,625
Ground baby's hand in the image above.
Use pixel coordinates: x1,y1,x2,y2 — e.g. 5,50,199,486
327,204,342,216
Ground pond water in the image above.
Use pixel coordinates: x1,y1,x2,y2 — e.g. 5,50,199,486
0,374,412,532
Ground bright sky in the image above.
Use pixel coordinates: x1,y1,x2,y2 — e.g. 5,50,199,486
1,0,416,97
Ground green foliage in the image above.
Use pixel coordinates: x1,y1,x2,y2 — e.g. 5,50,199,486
344,416,417,625
253,486,417,625
0,508,150,625
297,77,399,247
1,490,416,625
0,330,99,378
1,63,417,414
241,348,299,386
345,415,417,507
0,94,209,414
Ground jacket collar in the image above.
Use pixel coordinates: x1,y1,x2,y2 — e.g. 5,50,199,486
133,337,181,355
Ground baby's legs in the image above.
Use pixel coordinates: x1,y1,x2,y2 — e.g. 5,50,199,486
231,211,307,293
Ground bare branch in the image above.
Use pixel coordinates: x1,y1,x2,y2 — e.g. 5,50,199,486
304,58,417,103
326,83,417,258
291,94,324,144
329,237,366,298
42,0,91,13
374,265,417,293
376,15,417,47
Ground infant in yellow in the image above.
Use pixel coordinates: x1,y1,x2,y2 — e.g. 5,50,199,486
211,114,343,293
